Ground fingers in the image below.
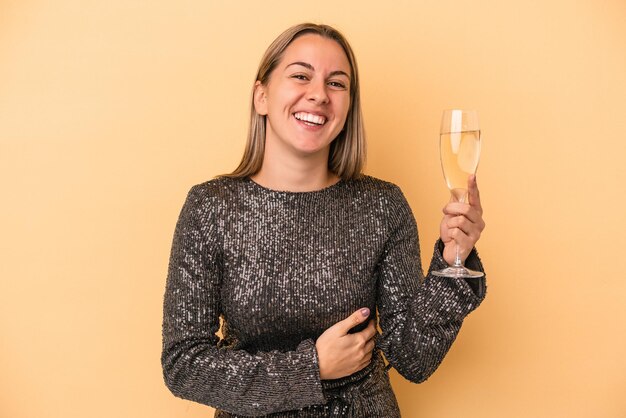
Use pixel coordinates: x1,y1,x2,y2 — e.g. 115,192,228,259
467,175,483,214
441,211,484,249
347,318,376,347
440,182,485,257
444,177,483,217
358,323,377,356
358,318,377,340
445,212,485,239
336,307,370,335
443,202,482,224
447,226,477,251
354,334,376,372
350,320,376,353
364,334,376,353
442,177,484,231
317,311,377,379
357,353,373,371
444,216,484,251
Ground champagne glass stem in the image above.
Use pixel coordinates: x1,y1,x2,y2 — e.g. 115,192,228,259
454,243,463,267
452,193,466,269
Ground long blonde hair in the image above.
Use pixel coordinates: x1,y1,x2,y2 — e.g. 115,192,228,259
226,23,366,180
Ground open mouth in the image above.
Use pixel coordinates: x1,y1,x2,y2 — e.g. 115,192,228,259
294,112,327,126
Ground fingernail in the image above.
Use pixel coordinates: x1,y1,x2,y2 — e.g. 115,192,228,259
360,308,370,317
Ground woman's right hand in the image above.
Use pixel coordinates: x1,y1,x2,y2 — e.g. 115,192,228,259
315,308,377,380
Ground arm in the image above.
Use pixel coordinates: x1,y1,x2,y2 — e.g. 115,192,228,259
161,185,325,416
375,186,486,383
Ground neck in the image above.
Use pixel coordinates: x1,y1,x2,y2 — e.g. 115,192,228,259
251,149,339,193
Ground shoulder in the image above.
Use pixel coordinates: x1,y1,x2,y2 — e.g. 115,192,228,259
186,176,246,202
179,176,247,218
347,175,414,225
346,175,407,201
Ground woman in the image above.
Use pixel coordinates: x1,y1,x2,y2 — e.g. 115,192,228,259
162,23,486,417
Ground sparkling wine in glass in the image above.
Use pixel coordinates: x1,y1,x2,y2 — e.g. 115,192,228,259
432,109,484,278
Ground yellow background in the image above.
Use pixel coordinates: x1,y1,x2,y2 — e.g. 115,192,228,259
1,1,625,417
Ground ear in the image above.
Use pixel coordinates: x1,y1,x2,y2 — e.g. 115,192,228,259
253,80,269,116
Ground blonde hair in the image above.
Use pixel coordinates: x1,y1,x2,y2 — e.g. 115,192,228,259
226,23,366,180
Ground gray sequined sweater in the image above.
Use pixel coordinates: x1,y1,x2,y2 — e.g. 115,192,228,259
161,175,486,417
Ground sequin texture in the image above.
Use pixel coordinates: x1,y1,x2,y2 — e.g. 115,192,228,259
161,175,486,417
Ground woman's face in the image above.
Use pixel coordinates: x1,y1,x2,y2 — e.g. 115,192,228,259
254,34,351,160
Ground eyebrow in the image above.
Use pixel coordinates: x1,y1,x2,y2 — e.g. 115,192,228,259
285,61,351,80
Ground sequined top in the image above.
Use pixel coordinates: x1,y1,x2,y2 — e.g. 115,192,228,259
161,175,486,417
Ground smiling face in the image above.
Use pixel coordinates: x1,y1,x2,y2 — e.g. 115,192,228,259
254,34,352,160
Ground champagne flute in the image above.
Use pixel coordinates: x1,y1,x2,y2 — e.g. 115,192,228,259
432,109,484,278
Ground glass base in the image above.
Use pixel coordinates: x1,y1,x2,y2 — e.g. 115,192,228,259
432,265,484,279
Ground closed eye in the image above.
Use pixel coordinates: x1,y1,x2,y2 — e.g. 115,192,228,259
290,74,309,81
328,80,347,89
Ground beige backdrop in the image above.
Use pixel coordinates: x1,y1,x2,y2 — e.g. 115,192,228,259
1,1,625,417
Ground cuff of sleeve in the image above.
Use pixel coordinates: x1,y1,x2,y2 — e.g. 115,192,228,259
431,239,450,271
297,339,327,407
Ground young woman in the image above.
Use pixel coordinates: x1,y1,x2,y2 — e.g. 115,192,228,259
162,23,486,417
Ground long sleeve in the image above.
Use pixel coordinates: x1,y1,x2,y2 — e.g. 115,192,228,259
161,186,326,416
375,186,486,383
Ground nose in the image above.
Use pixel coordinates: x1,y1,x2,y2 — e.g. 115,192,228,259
307,80,329,105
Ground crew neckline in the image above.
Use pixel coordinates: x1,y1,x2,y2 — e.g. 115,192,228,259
244,176,345,195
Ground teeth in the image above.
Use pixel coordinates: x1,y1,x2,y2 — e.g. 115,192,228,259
294,112,326,125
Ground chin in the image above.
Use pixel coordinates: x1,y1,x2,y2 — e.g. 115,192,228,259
298,142,333,155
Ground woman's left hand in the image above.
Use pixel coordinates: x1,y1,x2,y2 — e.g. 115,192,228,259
440,175,485,266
